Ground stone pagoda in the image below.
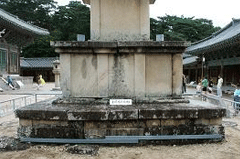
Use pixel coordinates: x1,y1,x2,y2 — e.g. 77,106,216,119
16,0,226,144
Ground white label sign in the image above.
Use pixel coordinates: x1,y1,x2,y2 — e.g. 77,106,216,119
110,99,132,105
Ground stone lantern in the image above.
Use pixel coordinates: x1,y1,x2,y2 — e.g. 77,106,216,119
52,60,61,90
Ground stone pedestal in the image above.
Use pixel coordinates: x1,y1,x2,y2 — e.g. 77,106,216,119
15,98,226,143
15,0,226,144
51,41,187,98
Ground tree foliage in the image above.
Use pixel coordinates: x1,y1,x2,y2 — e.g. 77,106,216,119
51,1,90,41
0,1,221,57
150,15,221,42
21,35,57,58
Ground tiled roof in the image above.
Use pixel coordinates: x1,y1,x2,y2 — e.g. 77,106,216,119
183,53,192,59
186,19,240,54
183,56,198,65
0,8,49,35
20,57,58,69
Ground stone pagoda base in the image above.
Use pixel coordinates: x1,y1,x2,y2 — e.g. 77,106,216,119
15,98,226,144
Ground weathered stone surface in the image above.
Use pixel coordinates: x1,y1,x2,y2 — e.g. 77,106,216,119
172,53,183,97
15,100,68,120
198,108,226,118
17,126,33,138
16,99,226,139
18,119,84,138
161,119,186,126
16,99,226,121
32,120,68,127
194,118,222,125
139,108,199,119
143,119,224,136
146,120,161,127
51,41,188,98
68,110,109,121
209,118,222,125
159,125,224,135
19,119,32,127
84,121,146,138
108,110,138,120
51,41,188,54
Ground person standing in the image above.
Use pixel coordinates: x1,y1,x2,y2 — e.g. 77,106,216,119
201,77,208,94
7,75,14,87
39,75,46,85
182,74,187,93
217,75,223,97
208,78,214,94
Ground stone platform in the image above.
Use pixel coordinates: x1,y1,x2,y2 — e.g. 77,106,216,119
15,98,226,143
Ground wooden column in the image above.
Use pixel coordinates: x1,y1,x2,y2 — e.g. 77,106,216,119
220,61,225,85
195,67,198,83
188,69,191,83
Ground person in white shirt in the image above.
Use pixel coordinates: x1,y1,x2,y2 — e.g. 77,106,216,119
217,75,223,97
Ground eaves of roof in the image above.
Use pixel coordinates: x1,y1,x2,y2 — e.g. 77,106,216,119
0,8,49,36
20,57,57,69
186,19,240,55
183,56,198,65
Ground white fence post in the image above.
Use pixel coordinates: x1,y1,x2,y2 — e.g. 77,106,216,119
35,94,37,103
12,99,15,110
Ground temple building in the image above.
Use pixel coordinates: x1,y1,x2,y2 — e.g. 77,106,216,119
0,8,49,76
184,19,240,86
20,57,57,82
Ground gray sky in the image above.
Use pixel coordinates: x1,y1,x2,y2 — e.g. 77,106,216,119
55,0,240,28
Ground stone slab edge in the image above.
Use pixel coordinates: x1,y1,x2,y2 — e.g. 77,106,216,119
50,41,190,48
15,99,226,121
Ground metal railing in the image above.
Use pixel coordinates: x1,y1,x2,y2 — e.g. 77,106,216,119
0,93,61,117
201,93,240,117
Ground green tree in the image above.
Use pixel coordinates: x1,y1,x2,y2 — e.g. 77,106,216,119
150,15,221,42
21,1,90,57
21,35,57,57
52,1,90,41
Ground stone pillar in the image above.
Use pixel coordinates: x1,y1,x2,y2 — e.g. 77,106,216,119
52,60,61,91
